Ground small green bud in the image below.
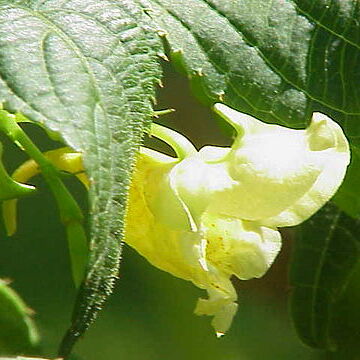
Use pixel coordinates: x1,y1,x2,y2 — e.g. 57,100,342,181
0,142,35,201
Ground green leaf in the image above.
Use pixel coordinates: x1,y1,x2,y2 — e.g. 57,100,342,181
333,146,360,218
138,0,360,216
327,260,360,358
140,0,360,126
289,203,360,350
0,0,161,356
0,280,39,356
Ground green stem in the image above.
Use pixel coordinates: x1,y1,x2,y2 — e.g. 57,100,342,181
150,122,197,159
0,110,88,286
152,108,175,117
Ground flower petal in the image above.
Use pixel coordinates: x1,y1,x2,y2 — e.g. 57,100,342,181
125,150,239,334
201,213,282,280
211,104,350,224
262,112,350,227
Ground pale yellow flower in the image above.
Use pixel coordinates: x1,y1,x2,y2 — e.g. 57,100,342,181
124,104,350,335
4,104,350,336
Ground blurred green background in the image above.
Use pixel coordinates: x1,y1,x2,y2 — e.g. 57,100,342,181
0,63,322,360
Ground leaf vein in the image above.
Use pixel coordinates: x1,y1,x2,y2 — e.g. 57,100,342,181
294,1,360,51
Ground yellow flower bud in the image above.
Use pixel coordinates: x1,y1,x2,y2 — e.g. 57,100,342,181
2,148,87,236
124,104,350,335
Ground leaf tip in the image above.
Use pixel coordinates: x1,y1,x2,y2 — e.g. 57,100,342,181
157,52,169,62
157,29,168,38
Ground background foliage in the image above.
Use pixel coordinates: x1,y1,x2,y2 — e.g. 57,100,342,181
0,0,359,359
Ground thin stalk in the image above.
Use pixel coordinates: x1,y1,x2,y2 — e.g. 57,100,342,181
0,110,88,286
150,122,197,159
